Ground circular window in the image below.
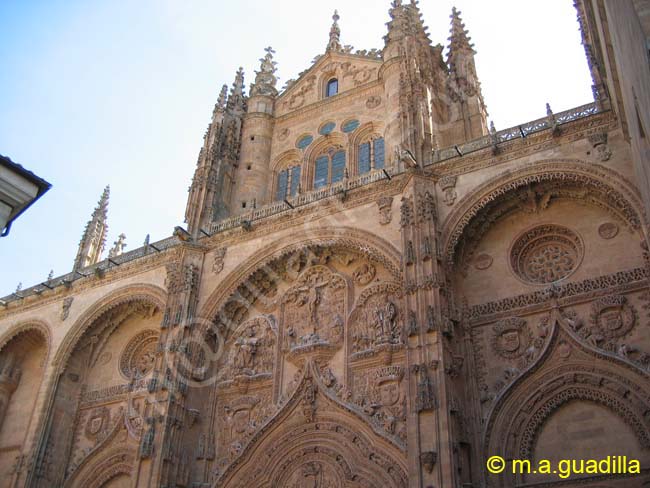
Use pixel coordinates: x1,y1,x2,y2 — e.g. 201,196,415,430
296,134,313,150
510,225,583,284
319,122,336,135
341,119,360,133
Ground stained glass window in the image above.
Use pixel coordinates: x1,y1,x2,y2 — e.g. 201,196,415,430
326,78,338,97
314,156,329,189
290,166,301,196
319,122,336,135
374,138,385,169
313,150,346,189
296,135,313,150
276,169,289,200
342,119,360,133
331,150,346,183
358,137,385,173
359,142,371,174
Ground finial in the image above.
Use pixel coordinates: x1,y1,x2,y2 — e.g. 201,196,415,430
15,283,22,293
490,121,496,134
546,102,553,116
250,46,278,97
108,233,127,258
327,9,342,52
144,234,150,246
47,270,54,281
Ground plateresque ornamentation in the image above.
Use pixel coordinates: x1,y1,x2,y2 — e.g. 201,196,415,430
510,225,583,284
119,329,159,379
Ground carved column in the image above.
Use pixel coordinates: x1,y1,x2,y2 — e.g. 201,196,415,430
400,175,457,487
141,243,205,488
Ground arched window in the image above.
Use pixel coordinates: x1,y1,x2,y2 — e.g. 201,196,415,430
326,78,338,98
358,137,385,174
314,148,346,189
276,165,302,200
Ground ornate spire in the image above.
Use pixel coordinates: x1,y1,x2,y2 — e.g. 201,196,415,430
448,7,475,59
327,10,342,52
250,47,278,97
227,67,246,112
73,185,110,271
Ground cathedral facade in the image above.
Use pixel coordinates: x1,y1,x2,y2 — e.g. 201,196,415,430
1,1,649,487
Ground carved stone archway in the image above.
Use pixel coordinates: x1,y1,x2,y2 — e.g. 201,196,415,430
483,311,650,487
215,361,408,488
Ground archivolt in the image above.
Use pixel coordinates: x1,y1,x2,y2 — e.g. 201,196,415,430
52,283,166,373
440,159,647,267
0,319,51,360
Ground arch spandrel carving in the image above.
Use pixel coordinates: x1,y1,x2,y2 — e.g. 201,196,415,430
214,361,408,488
483,309,650,487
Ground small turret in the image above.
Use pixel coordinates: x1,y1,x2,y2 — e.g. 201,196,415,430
73,186,110,271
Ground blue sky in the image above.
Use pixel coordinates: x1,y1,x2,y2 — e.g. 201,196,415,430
0,0,592,295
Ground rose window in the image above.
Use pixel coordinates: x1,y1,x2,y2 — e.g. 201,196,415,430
510,225,583,284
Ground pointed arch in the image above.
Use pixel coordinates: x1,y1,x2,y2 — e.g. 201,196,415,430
51,284,166,373
215,361,408,487
440,159,647,267
483,310,650,486
0,319,51,361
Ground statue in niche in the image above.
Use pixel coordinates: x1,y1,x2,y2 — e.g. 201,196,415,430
234,328,259,373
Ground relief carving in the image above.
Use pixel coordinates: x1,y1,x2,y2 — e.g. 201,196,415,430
589,295,637,341
352,263,376,286
366,95,382,109
61,297,74,321
353,366,406,442
213,247,227,274
490,317,532,360
350,284,403,358
439,176,458,206
119,330,159,379
598,222,619,239
283,266,346,360
510,225,583,284
376,196,393,225
218,316,276,384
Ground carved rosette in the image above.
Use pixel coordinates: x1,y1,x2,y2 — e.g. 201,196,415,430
282,266,346,365
510,225,584,284
119,330,159,379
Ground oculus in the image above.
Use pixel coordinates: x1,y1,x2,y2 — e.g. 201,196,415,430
510,225,583,284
